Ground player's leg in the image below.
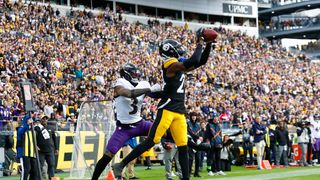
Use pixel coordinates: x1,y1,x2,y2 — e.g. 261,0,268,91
170,112,189,180
92,127,130,180
113,109,174,178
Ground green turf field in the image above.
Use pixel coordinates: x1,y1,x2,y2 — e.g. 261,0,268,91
2,165,320,180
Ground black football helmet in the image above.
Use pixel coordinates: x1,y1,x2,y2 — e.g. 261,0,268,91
120,63,142,86
159,39,186,59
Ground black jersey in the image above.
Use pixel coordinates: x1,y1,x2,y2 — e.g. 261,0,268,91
158,58,186,113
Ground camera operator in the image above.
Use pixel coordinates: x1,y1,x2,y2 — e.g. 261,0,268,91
296,121,311,166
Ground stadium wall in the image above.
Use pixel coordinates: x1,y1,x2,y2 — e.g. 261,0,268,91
21,0,259,36
114,0,258,18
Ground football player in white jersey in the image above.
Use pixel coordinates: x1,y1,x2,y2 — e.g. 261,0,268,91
310,115,320,165
92,63,161,180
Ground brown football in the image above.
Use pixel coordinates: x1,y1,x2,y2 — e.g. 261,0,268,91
203,29,218,42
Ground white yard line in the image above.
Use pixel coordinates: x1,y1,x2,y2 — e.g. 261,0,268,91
206,168,320,180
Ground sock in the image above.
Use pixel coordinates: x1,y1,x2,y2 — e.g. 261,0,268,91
178,145,189,180
92,154,112,180
122,137,154,167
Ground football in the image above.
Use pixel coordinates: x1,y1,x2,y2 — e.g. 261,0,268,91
202,29,218,42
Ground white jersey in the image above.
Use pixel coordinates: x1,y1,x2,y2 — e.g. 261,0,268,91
310,119,320,139
114,78,150,124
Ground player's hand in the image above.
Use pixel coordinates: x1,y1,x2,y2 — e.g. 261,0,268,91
196,27,204,43
150,83,162,93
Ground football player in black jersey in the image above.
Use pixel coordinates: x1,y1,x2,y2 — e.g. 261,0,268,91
113,28,214,180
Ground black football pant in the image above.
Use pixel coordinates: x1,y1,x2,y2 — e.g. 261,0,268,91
39,151,55,180
20,156,40,180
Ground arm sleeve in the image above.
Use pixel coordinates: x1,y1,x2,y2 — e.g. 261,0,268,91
17,115,29,136
148,91,163,99
17,124,29,136
195,43,211,68
182,44,203,69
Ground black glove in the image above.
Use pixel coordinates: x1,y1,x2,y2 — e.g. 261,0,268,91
196,28,204,43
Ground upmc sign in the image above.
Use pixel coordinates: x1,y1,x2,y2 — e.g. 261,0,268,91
223,3,252,15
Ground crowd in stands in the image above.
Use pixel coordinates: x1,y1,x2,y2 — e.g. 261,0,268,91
1,0,320,178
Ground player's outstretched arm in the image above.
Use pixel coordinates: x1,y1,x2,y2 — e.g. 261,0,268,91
148,91,163,99
166,42,212,77
115,86,151,98
194,42,213,68
115,84,161,98
166,28,215,77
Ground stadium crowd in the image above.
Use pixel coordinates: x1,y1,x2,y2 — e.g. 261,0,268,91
1,0,320,178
